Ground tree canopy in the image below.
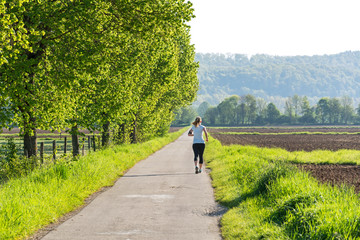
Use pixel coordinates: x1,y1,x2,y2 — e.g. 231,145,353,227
0,0,198,156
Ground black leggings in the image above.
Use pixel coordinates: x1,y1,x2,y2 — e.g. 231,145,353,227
192,143,205,164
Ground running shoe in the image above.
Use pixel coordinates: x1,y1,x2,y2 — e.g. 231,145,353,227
195,166,199,174
198,168,202,173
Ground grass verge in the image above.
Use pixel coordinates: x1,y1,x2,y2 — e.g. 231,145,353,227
0,128,186,240
205,137,360,239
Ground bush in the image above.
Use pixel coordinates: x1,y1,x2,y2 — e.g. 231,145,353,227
0,138,39,182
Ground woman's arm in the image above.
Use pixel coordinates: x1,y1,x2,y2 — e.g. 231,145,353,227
203,127,209,142
188,128,194,136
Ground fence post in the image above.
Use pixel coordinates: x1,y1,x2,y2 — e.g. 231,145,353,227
88,136,91,152
40,142,44,164
82,138,85,156
64,136,67,154
52,140,56,162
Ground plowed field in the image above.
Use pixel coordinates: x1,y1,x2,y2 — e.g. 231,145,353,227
209,126,360,134
209,127,360,151
210,134,360,151
297,164,360,193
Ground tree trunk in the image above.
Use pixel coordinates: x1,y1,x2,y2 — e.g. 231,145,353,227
24,130,37,157
101,121,110,147
23,117,37,157
130,116,137,144
71,125,79,157
117,123,126,144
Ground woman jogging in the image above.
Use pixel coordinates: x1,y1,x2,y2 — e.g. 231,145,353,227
188,116,208,174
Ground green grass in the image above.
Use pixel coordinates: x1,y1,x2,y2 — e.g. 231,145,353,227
205,137,360,239
0,128,186,240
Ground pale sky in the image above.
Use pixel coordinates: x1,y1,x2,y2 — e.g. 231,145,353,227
189,0,360,56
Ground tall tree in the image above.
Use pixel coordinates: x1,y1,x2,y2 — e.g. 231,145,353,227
236,102,247,125
244,94,257,124
0,0,101,156
197,102,211,117
266,103,280,124
292,94,302,121
299,96,315,124
204,106,218,125
256,98,267,119
328,98,341,124
172,106,197,126
284,97,294,124
316,98,330,124
218,95,239,125
340,96,354,124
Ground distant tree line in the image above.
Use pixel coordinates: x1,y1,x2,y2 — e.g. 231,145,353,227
173,94,360,126
0,1,198,157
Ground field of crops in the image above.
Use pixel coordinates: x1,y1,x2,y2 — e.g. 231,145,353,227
209,126,360,193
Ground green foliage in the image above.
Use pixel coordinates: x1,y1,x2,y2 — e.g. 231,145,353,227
266,102,281,123
1,138,18,162
205,137,360,239
0,155,39,181
0,0,198,154
172,106,198,126
0,138,39,181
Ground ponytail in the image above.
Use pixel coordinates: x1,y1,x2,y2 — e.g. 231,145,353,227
192,116,202,127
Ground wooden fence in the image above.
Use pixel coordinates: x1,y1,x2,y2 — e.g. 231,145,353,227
38,135,101,163
0,135,102,162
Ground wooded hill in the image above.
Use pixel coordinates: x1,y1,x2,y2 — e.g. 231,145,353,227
195,51,360,107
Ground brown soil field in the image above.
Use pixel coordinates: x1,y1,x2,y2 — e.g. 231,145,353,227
209,126,360,133
297,164,360,193
210,133,360,151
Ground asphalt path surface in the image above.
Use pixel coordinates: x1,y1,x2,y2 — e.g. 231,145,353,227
41,133,224,240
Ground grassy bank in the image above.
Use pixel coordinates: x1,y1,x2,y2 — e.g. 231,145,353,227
0,128,185,240
205,137,360,239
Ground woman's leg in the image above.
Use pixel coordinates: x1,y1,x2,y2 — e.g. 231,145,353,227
192,144,199,173
198,144,206,171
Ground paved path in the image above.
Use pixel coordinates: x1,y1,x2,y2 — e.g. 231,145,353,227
42,133,223,240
